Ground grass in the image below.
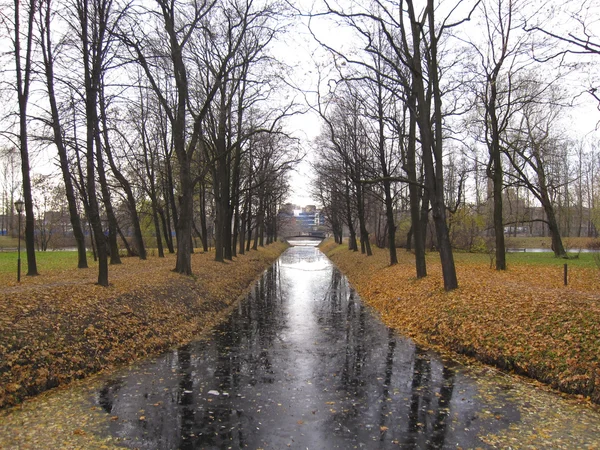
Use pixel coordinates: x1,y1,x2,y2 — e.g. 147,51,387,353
505,236,597,250
450,249,599,269
323,240,600,403
507,251,599,268
0,251,86,278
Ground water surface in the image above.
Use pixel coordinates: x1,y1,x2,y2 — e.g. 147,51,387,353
95,246,518,449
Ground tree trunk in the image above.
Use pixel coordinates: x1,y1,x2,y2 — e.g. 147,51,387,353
163,164,177,253
491,152,506,269
159,206,174,253
151,196,164,257
213,82,231,263
238,190,249,255
175,173,194,275
80,0,108,286
246,191,253,252
40,1,88,268
344,174,358,251
100,87,146,260
117,225,134,256
95,133,121,265
355,181,372,256
406,99,426,278
14,0,38,276
486,62,507,270
199,180,209,252
376,76,397,265
539,179,566,257
407,0,457,290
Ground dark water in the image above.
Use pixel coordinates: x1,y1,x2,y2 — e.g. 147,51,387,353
95,246,516,449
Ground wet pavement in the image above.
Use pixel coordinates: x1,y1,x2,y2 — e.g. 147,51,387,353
93,245,516,449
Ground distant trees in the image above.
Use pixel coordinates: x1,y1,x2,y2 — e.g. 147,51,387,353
309,0,600,290
0,0,298,284
312,0,467,290
0,0,599,288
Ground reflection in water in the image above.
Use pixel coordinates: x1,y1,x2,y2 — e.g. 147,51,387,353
96,246,513,449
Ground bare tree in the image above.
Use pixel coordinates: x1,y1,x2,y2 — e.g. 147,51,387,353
526,0,600,108
37,0,89,268
3,0,39,275
504,84,569,257
308,0,481,289
119,0,282,273
467,0,536,269
69,0,123,285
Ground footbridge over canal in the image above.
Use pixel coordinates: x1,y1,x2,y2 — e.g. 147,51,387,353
284,232,326,246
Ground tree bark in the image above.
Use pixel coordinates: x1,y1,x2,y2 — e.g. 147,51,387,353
80,0,108,286
39,0,88,269
344,170,358,251
94,130,121,265
405,94,426,278
100,86,146,260
14,0,38,276
408,0,457,290
375,74,397,264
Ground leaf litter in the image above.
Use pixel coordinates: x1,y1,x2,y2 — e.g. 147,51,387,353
0,243,287,411
323,241,600,447
2,241,600,448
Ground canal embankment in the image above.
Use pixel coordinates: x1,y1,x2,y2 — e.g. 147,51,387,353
3,242,600,449
322,240,600,404
0,242,288,410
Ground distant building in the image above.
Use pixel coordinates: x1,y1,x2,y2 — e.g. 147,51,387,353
278,204,325,236
294,210,323,228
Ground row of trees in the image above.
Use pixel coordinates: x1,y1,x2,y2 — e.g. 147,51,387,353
1,0,300,285
310,0,600,290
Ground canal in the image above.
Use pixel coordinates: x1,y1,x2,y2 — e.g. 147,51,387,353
88,245,535,448
2,244,600,449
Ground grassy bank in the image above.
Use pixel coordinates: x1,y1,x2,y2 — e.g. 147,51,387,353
505,235,598,250
0,250,86,279
322,240,600,403
0,242,287,409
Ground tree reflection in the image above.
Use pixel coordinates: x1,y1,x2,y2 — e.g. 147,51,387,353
96,248,496,449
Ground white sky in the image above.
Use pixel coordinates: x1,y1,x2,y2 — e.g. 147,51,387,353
4,0,600,209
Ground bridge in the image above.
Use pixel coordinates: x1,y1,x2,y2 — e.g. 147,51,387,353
284,232,327,246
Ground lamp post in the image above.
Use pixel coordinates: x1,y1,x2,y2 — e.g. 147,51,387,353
14,199,24,282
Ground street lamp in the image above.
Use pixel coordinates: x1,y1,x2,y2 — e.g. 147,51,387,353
14,199,24,282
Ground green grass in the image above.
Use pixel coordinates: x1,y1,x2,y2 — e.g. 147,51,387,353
505,236,598,250
451,248,599,269
0,251,90,275
507,251,599,268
